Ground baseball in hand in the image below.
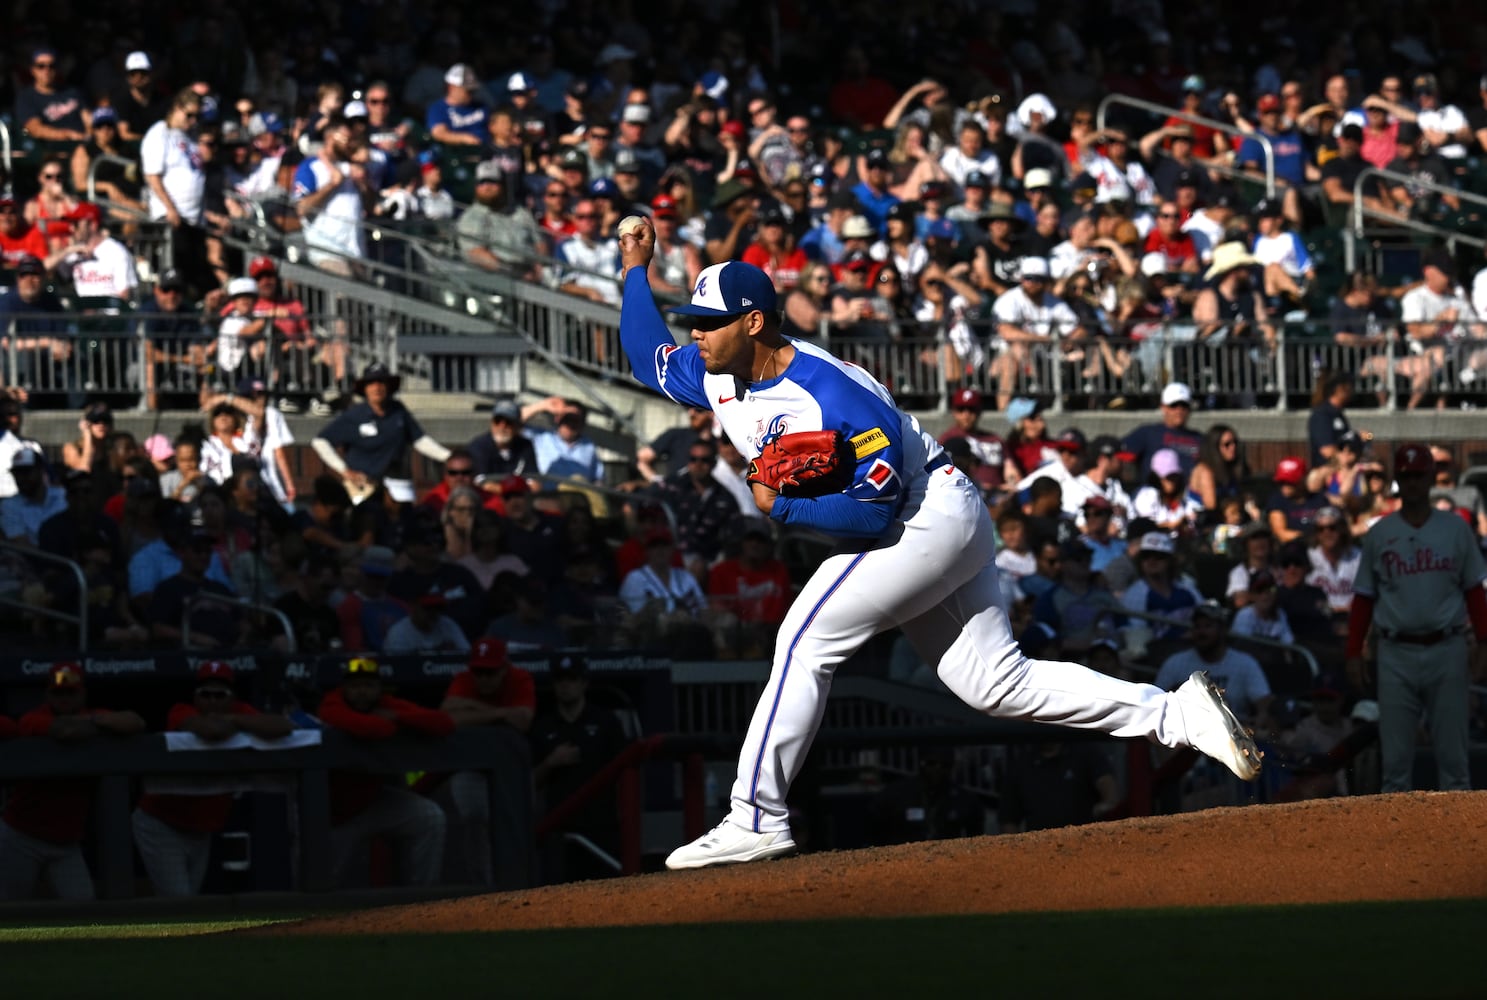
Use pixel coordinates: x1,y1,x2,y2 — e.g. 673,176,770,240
618,215,648,238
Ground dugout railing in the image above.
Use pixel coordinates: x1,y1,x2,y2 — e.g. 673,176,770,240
0,727,534,899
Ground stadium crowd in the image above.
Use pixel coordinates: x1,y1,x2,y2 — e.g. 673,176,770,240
2,1,1486,897
7,2,1487,410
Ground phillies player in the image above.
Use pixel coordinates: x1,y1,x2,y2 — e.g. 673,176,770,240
1347,442,1487,792
617,222,1262,870
132,662,292,896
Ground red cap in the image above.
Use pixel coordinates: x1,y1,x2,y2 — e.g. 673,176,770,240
197,660,234,683
1257,94,1281,113
1273,456,1307,484
720,120,746,138
470,638,509,670
248,256,278,279
1394,442,1434,475
951,388,983,410
49,662,85,689
421,161,439,175
416,586,448,607
499,475,531,496
69,202,103,224
645,527,674,546
651,194,679,218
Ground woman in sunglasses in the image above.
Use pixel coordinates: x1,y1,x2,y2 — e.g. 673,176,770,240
25,157,80,256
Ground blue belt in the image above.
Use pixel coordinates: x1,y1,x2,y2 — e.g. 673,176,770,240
925,453,952,475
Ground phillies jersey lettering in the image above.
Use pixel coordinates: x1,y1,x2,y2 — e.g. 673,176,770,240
1353,509,1487,634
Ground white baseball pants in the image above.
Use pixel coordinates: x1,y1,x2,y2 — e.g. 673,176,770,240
330,788,447,887
132,809,212,897
729,469,1196,834
0,820,96,901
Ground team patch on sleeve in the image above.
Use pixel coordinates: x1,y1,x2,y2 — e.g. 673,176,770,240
850,427,890,460
862,458,898,492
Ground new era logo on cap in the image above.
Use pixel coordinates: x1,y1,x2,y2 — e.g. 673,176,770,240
669,261,778,318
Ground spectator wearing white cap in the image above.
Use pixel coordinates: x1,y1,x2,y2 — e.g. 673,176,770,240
1120,381,1204,476
617,103,666,178
505,71,540,122
2,449,65,545
110,51,167,142
988,256,1083,409
427,64,488,147
1120,532,1204,642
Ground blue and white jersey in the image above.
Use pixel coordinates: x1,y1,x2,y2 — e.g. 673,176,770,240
293,158,365,260
620,269,944,540
1250,230,1313,278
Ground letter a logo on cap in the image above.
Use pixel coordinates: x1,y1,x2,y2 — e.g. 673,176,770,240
694,276,708,297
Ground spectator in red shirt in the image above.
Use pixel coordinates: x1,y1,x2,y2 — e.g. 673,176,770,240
317,656,453,887
1141,200,1201,275
132,661,293,896
0,663,145,901
1165,76,1228,159
0,198,50,269
741,204,808,291
438,638,536,885
827,46,899,129
708,525,793,654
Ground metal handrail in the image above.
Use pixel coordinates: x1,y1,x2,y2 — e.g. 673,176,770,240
0,539,89,652
183,589,297,653
222,213,648,440
1350,165,1487,254
0,122,11,196
84,153,141,205
223,190,270,232
1097,94,1276,198
1117,606,1322,679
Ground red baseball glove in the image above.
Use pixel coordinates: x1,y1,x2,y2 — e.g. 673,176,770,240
747,430,856,497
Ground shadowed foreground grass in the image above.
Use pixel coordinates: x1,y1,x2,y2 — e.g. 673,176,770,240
1,898,1482,999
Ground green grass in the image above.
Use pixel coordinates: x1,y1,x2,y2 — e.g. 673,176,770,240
0,917,290,941
1,899,1482,998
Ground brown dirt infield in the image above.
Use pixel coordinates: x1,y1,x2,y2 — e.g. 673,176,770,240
272,792,1487,935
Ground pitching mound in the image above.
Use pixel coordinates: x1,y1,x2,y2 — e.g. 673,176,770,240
274,792,1487,934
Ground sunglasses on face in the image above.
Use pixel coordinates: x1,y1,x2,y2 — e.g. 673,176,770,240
573,213,598,219
1158,212,1181,219
367,97,389,104
34,61,55,69
41,172,62,181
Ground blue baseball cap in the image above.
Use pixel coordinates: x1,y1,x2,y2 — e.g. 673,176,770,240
669,261,778,318
588,176,618,198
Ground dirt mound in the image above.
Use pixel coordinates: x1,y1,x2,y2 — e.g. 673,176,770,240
273,792,1487,934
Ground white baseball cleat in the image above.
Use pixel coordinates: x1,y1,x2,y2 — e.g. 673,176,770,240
1174,670,1263,781
664,820,797,870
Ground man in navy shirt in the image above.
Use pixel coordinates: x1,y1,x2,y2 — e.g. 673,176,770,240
312,363,452,495
427,64,487,147
1120,382,1205,476
467,400,539,485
